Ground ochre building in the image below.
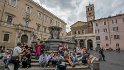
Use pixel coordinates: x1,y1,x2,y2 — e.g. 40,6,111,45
0,0,66,48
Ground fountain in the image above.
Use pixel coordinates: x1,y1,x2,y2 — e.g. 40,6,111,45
46,26,75,51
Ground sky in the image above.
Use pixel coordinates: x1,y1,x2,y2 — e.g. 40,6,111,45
33,0,124,32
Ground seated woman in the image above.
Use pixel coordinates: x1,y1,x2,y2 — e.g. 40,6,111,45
82,48,90,65
64,51,75,67
71,51,78,65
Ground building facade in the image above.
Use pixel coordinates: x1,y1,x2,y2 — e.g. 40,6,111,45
0,0,66,48
66,4,95,50
94,14,124,50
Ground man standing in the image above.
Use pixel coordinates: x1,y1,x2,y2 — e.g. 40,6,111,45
99,48,105,61
12,42,22,70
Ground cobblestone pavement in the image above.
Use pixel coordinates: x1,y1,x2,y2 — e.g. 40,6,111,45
90,50,124,70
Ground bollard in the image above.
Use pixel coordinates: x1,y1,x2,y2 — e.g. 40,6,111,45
93,62,100,70
0,60,5,70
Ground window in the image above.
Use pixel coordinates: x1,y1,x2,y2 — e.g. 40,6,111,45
112,19,117,24
98,29,99,33
37,23,41,31
78,31,80,34
95,30,97,33
38,12,43,19
122,18,124,22
74,31,76,34
106,44,109,46
38,12,41,17
116,43,119,47
105,36,108,40
50,19,53,24
114,35,120,39
103,28,107,32
96,36,100,40
87,8,89,11
95,29,99,33
26,6,31,14
3,32,10,41
90,7,92,11
103,21,107,25
6,15,13,24
23,20,29,27
9,0,17,7
44,15,47,22
96,23,98,26
113,27,118,31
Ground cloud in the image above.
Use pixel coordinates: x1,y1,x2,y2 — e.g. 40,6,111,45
33,0,124,32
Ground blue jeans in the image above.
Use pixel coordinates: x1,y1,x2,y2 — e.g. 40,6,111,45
3,59,10,68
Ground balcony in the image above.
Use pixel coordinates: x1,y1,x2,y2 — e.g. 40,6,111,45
15,24,33,32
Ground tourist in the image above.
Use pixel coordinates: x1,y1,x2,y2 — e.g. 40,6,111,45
39,52,48,67
57,43,64,56
57,53,64,65
76,46,80,53
99,48,105,61
46,52,52,67
82,48,90,65
71,51,78,64
51,53,58,67
64,50,74,67
11,42,22,70
3,49,12,68
21,46,32,68
35,39,42,59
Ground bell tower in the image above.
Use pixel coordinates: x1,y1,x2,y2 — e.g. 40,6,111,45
86,3,95,22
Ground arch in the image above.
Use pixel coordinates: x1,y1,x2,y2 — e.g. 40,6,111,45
80,39,85,48
87,39,93,50
21,34,28,44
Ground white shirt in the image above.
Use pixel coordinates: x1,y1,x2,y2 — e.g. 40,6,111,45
46,55,51,62
13,46,22,56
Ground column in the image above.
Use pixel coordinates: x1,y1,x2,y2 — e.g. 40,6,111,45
77,39,80,47
85,39,87,49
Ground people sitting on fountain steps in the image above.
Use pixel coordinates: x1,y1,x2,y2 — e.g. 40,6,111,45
3,49,12,68
21,45,32,68
57,43,64,56
64,50,75,67
82,48,90,65
71,50,78,65
39,52,48,67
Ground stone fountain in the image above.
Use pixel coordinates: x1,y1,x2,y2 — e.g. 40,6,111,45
46,26,75,51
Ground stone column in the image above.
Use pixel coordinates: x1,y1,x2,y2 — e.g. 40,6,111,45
77,39,80,47
85,39,87,49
